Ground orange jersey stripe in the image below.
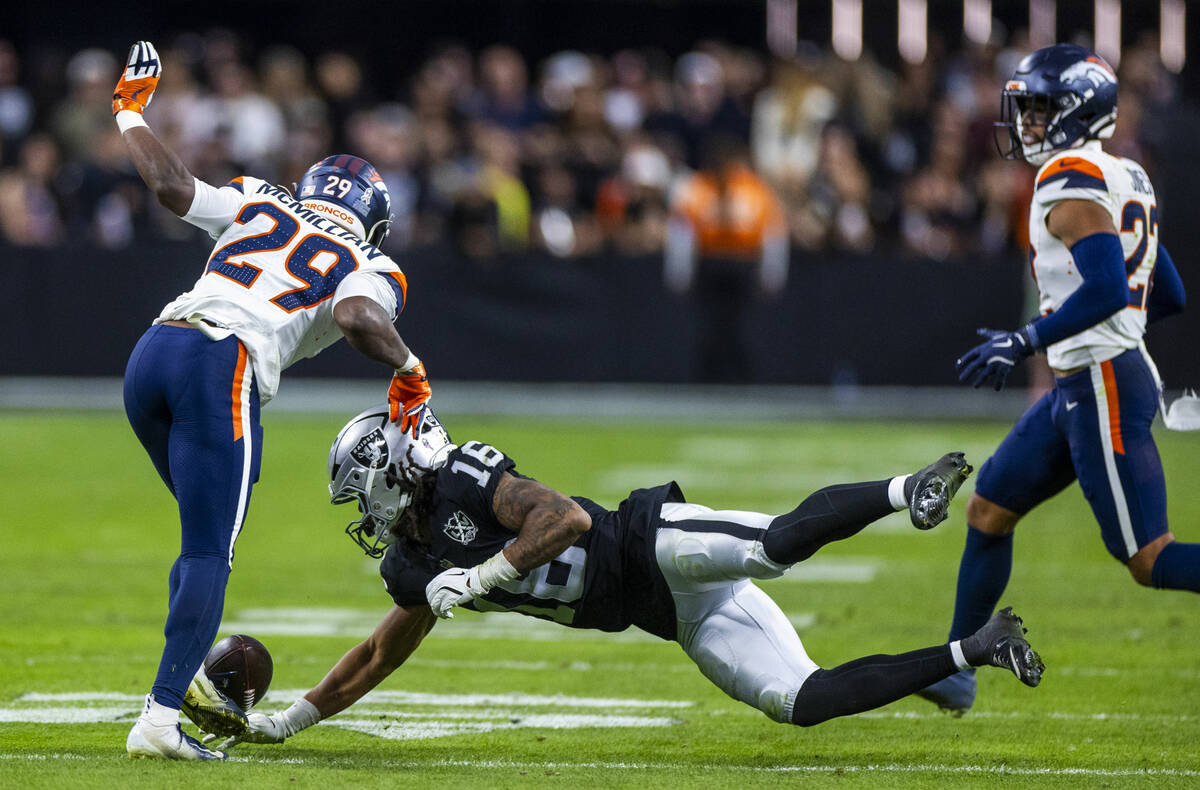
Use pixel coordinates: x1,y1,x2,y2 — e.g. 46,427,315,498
231,341,248,442
1038,156,1106,185
388,271,408,310
1101,359,1124,455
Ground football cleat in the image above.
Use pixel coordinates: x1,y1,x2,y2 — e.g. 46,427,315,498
181,666,248,738
127,720,226,760
906,452,973,529
915,668,977,716
963,606,1045,687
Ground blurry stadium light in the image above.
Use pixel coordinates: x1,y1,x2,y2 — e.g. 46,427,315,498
1030,0,1057,49
1161,0,1186,73
766,0,799,58
964,0,992,45
899,0,928,63
1094,0,1121,68
832,0,863,60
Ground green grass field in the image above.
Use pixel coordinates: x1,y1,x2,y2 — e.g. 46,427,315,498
2,409,1199,788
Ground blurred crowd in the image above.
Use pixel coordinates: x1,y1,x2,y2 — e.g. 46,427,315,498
0,29,1182,260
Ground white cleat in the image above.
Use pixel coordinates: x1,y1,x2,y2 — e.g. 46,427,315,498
126,719,227,761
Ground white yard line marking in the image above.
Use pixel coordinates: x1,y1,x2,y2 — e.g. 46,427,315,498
2,753,1196,778
267,689,693,708
1,689,692,739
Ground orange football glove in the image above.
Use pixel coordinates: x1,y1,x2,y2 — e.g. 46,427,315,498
388,361,432,437
112,41,162,115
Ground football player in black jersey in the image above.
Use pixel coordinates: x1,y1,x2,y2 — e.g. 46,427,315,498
206,406,1044,746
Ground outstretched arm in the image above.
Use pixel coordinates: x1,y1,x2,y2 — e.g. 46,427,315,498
112,41,195,216
425,472,591,618
221,604,436,747
332,295,430,436
305,603,436,717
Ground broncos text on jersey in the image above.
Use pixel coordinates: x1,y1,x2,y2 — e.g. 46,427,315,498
379,442,682,641
1029,141,1157,370
156,176,408,404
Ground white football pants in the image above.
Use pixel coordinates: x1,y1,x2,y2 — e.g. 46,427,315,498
656,502,819,723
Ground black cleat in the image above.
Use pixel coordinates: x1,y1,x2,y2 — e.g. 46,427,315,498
962,606,1045,688
906,452,973,529
180,667,248,738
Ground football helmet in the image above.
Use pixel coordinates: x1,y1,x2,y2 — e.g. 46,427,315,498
296,154,393,246
328,404,454,557
995,44,1117,166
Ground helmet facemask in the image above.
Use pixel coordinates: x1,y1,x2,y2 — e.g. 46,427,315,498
329,405,454,558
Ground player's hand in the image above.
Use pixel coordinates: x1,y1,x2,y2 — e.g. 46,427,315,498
112,41,162,115
956,327,1034,391
202,712,287,750
388,361,431,437
425,566,485,619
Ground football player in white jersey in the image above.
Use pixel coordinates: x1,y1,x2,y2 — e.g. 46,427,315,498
112,41,433,759
918,44,1193,715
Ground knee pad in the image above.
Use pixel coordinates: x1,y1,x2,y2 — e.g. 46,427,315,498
689,625,797,723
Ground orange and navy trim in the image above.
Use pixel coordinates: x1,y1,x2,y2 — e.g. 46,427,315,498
231,342,248,442
224,176,245,194
1100,359,1124,455
387,270,408,312
1037,157,1107,192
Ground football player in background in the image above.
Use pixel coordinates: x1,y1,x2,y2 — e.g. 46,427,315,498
113,41,434,760
918,44,1193,715
200,407,1043,748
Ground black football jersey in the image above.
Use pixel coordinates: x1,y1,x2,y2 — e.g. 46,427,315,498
379,441,681,641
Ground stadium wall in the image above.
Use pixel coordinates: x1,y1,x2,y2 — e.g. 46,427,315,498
5,241,1197,389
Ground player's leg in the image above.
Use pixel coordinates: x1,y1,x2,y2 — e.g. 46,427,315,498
1067,351,1200,592
761,452,973,565
656,454,972,582
128,332,259,759
123,326,177,496
791,606,1043,726
666,572,1043,727
918,392,1075,712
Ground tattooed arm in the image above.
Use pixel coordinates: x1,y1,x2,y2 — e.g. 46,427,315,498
491,473,591,571
424,472,592,618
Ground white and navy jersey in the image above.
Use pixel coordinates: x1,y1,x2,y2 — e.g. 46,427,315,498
379,443,681,641
157,176,407,404
1029,141,1158,370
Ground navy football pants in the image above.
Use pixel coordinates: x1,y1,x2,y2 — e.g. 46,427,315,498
123,325,262,709
975,347,1167,561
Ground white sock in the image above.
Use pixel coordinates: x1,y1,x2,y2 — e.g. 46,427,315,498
142,695,180,728
887,475,911,510
948,640,971,671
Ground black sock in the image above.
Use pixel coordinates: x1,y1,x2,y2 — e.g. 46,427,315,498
762,480,893,565
791,645,958,726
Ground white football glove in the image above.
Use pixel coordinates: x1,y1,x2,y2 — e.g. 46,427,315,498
202,698,321,750
425,551,520,619
425,566,485,619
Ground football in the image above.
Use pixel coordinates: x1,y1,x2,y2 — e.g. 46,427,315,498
203,634,273,711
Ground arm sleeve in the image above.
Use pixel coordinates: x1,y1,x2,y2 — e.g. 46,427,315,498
182,177,247,238
332,269,405,320
1027,232,1128,349
1148,243,1186,325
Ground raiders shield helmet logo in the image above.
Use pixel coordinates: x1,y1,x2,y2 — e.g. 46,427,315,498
443,511,477,545
350,428,389,469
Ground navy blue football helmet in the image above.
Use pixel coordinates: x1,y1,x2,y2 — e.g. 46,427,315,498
296,154,393,246
995,44,1118,166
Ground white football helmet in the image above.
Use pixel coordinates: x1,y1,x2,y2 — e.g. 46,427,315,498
328,404,454,557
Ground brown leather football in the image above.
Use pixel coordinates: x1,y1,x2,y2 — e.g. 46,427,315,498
203,634,273,711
